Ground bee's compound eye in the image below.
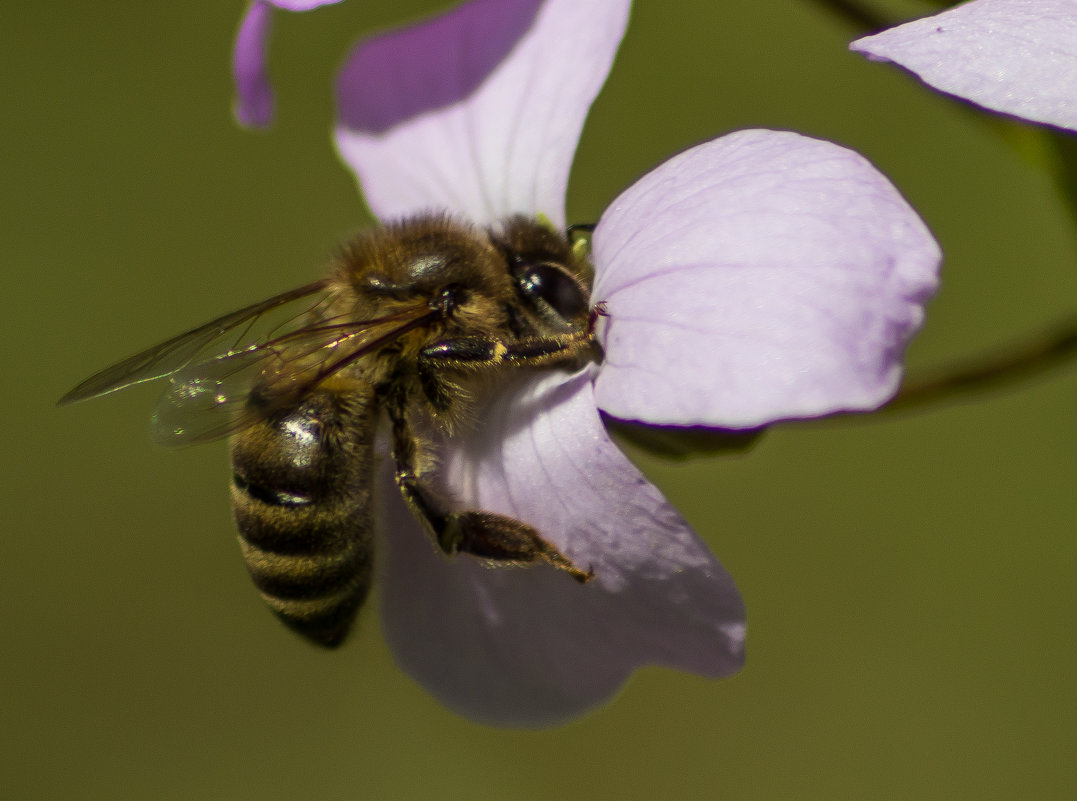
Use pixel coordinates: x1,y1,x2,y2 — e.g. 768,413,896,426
513,263,588,325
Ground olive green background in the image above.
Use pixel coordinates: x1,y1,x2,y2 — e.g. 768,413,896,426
4,1,1075,799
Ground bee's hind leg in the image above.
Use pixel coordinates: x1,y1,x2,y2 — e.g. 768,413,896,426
439,511,592,583
386,396,592,583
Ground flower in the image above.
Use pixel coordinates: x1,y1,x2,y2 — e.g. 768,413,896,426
851,0,1077,134
233,0,344,127
334,0,940,726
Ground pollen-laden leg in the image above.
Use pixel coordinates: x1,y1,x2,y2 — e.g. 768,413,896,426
386,391,592,583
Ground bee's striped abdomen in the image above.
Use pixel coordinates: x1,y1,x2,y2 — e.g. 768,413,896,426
230,382,375,648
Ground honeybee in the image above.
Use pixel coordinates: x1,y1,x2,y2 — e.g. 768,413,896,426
60,215,601,647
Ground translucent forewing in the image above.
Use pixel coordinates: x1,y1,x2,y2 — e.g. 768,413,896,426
59,277,444,446
150,308,438,446
57,280,333,406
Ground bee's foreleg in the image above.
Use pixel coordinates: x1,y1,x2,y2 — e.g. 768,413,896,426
416,331,596,412
386,394,592,583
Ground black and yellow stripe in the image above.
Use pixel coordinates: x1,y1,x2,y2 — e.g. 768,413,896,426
229,381,375,647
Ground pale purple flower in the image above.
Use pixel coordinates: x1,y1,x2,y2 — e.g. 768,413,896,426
334,0,940,726
233,0,344,127
851,0,1077,133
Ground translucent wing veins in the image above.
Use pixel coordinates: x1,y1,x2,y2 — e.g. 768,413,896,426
149,304,443,446
57,280,331,406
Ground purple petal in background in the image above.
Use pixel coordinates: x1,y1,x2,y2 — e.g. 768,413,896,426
269,0,343,8
334,0,630,226
234,1,276,128
377,371,745,728
233,0,344,128
591,129,940,429
851,0,1077,133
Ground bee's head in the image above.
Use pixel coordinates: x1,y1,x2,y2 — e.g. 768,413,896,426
493,216,592,334
341,214,593,339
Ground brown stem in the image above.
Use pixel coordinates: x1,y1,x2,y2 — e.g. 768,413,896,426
883,315,1077,413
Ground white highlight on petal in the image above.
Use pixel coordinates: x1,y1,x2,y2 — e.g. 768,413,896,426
851,0,1077,132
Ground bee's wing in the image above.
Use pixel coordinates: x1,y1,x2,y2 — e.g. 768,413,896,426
57,280,332,406
149,304,440,446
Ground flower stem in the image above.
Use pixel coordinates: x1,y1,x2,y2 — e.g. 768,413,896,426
883,315,1077,413
806,0,890,32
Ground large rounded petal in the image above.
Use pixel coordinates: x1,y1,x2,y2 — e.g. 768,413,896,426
851,0,1077,133
334,0,630,227
377,371,745,728
591,129,940,429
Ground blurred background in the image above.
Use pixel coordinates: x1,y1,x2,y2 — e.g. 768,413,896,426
4,0,1075,798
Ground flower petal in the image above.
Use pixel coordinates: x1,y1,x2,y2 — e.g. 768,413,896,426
233,2,276,128
233,0,344,128
851,0,1077,133
377,371,745,728
266,0,342,9
591,129,940,429
334,0,630,227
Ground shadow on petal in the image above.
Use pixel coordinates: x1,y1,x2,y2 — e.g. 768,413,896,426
605,415,768,460
337,0,543,133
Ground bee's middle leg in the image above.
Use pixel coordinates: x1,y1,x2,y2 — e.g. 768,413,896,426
386,395,591,583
